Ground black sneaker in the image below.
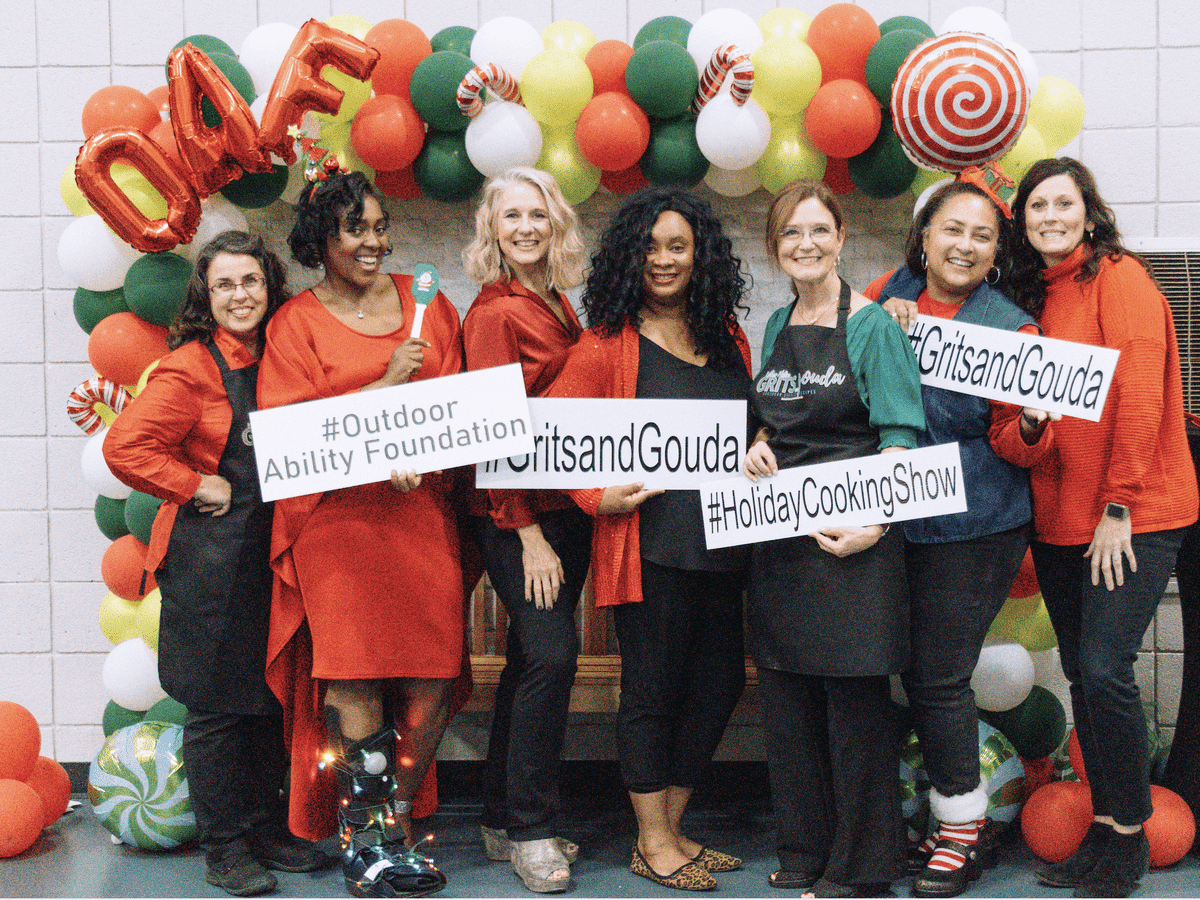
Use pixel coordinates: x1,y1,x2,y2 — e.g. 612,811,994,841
1072,829,1149,898
1035,822,1111,888
206,839,278,897
250,822,335,873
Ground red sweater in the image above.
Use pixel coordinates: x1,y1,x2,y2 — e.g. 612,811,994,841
1031,245,1198,543
547,322,753,607
462,277,583,528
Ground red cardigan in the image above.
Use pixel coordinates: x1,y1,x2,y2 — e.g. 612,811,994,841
547,321,753,607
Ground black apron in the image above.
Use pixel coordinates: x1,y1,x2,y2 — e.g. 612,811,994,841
747,281,909,677
155,341,279,715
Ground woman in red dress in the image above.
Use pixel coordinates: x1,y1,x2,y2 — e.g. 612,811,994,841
258,171,464,897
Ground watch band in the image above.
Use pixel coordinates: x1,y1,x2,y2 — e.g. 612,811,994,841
1105,502,1130,521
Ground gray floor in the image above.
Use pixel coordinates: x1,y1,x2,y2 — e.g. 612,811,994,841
4,793,1198,899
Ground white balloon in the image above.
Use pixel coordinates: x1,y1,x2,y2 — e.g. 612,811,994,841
471,17,544,81
1002,40,1039,97
972,642,1035,712
464,101,543,178
937,7,1013,44
184,195,249,262
704,165,761,198
85,430,132,500
57,215,142,291
239,23,298,96
695,92,771,171
102,638,167,711
687,8,763,74
913,177,954,219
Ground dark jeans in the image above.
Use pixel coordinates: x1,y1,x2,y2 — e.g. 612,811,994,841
1166,515,1200,841
181,711,288,852
613,560,746,793
1033,528,1187,826
901,525,1029,800
475,508,592,841
759,667,904,887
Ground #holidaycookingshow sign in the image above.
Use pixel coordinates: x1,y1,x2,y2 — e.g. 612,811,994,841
907,316,1119,421
476,399,747,490
250,364,532,501
701,443,966,549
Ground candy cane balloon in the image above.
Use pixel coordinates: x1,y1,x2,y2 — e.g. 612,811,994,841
693,44,755,114
456,63,522,119
68,376,132,436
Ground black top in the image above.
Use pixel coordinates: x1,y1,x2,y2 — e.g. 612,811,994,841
635,335,751,572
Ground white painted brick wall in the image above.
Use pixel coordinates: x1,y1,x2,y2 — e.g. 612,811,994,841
1,0,1197,762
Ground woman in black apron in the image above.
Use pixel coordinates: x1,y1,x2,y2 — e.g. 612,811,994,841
743,181,924,897
104,231,329,896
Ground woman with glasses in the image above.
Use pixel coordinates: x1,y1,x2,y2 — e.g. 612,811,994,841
105,231,330,896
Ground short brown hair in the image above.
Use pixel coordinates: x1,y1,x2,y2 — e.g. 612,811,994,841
764,179,844,264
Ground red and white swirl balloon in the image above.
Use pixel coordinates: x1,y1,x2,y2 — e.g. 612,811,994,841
891,32,1029,173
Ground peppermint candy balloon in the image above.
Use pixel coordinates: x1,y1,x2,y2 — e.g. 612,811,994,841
891,32,1028,173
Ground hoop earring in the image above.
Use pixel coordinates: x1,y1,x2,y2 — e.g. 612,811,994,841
920,251,927,270
986,266,1001,285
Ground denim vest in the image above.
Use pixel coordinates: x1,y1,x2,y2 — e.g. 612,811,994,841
879,268,1037,543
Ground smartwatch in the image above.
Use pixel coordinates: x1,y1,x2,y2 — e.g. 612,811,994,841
1104,502,1130,521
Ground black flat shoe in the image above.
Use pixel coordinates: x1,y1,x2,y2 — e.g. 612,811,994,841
1072,830,1148,899
206,839,278,897
1035,823,1111,888
769,868,822,890
912,841,984,899
250,823,335,873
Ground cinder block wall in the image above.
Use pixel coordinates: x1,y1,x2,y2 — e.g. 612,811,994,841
1,0,1197,762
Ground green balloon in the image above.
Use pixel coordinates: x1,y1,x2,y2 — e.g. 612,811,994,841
102,700,145,737
848,117,917,198
74,287,129,334
625,41,699,121
640,117,709,188
220,164,289,209
124,252,192,327
124,491,164,545
980,685,1067,760
634,16,692,49
430,25,475,56
409,51,474,132
144,697,188,727
164,34,239,87
95,495,131,541
412,130,485,202
866,30,928,105
878,16,936,39
200,52,256,127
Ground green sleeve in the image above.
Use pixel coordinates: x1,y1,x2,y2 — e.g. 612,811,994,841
845,303,925,450
760,302,794,364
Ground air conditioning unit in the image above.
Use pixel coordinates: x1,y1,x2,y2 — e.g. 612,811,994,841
1128,238,1200,414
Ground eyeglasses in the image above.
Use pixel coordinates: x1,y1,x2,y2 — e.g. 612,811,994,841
209,274,266,299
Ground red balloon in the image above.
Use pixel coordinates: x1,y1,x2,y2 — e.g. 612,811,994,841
74,127,202,253
823,155,855,195
352,95,426,172
147,120,185,172
82,86,161,139
168,45,272,197
365,19,432,99
1145,785,1197,868
102,534,154,601
146,85,170,119
601,164,648,195
805,79,882,158
1067,727,1088,785
575,92,651,172
586,40,635,97
375,166,422,200
806,3,881,85
0,702,40,782
87,312,169,387
1010,548,1040,598
24,757,71,829
1021,781,1093,863
0,780,43,858
258,18,381,163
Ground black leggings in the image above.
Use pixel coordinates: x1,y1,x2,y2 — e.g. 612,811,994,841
613,559,746,793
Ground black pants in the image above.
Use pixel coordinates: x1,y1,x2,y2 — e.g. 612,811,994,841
613,560,745,793
475,508,592,842
1033,528,1187,826
181,711,288,852
759,667,904,887
901,525,1029,801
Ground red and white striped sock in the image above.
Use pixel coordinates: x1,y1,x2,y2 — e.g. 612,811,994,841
927,821,980,872
918,834,938,857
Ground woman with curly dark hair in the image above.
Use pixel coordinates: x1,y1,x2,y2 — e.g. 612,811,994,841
258,171,466,897
105,231,330,896
548,187,752,891
1011,158,1197,897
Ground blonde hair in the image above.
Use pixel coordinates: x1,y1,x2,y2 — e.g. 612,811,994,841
462,167,585,290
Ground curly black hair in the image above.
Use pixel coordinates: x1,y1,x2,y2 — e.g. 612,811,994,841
168,230,288,350
1010,157,1148,318
904,180,1013,295
582,188,749,370
287,170,386,269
